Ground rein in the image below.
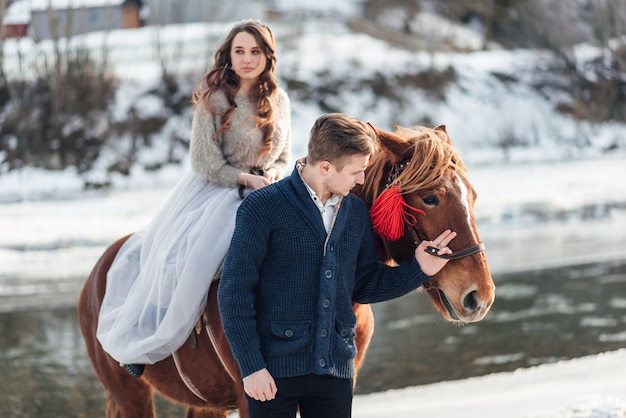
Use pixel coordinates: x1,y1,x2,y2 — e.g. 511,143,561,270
409,227,485,260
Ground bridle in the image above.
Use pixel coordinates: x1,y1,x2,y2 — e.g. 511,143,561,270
406,210,484,300
383,160,485,261
409,227,485,260
378,158,486,314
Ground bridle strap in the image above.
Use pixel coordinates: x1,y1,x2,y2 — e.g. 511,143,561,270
410,228,485,260
427,242,485,260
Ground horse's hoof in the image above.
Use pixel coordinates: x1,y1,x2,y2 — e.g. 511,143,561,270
123,363,145,377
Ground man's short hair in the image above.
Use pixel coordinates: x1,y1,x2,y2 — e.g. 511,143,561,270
308,113,378,170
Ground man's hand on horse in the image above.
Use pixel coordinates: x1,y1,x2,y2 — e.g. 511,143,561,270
415,229,457,276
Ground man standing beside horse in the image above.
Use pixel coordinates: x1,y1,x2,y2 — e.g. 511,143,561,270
218,112,457,417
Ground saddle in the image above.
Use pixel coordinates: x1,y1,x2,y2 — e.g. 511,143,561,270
173,276,240,402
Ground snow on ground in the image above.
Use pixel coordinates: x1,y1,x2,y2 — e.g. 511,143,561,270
352,349,626,418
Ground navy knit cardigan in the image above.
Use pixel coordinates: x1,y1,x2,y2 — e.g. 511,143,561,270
218,166,432,380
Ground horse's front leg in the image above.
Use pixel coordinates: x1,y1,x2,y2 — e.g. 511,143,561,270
238,392,250,418
185,407,230,418
353,303,375,379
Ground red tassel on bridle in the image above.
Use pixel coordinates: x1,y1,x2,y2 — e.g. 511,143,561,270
369,184,426,241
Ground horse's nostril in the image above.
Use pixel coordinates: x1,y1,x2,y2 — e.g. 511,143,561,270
463,290,479,312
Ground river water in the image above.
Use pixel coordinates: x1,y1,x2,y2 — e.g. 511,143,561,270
357,259,626,393
1,257,626,417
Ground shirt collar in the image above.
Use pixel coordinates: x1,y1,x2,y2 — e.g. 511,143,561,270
296,158,342,208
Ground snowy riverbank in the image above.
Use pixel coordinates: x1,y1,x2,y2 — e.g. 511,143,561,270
352,349,626,418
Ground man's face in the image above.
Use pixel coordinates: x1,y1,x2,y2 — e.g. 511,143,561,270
324,154,370,197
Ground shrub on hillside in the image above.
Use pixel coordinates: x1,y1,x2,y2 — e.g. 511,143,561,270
0,50,118,174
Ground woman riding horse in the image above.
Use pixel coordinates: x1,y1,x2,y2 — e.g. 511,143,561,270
78,120,495,418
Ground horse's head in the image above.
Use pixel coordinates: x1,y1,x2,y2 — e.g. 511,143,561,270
354,124,495,323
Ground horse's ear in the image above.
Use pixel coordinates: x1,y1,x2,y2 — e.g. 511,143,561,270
434,124,451,143
368,123,405,165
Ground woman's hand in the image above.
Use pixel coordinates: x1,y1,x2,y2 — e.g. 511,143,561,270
414,229,457,276
239,172,271,190
263,168,278,183
248,173,271,190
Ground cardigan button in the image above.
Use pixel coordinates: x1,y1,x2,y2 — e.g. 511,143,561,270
320,328,328,337
325,270,332,279
322,299,331,308
318,359,326,367
284,330,294,338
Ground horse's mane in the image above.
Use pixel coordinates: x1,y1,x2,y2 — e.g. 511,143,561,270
362,125,467,205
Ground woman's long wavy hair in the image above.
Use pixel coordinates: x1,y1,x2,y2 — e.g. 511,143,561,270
192,20,278,155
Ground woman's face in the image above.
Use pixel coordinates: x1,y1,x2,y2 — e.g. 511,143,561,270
230,31,267,87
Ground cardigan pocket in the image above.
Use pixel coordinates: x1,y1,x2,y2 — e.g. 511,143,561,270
269,321,311,355
334,319,357,359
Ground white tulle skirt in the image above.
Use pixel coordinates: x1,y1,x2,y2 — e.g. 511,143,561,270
96,171,244,365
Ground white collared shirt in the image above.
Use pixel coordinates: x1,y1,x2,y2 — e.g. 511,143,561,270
300,177,341,233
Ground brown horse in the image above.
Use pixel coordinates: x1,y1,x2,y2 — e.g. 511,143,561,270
78,124,495,418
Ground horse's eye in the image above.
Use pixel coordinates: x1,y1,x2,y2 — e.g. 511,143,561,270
423,194,439,206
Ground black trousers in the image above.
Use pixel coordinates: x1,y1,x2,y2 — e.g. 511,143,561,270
246,373,353,418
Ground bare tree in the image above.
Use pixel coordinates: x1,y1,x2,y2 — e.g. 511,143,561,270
0,0,7,88
46,0,64,145
513,0,591,69
594,0,626,72
0,0,23,110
